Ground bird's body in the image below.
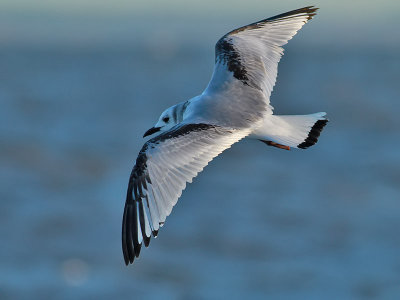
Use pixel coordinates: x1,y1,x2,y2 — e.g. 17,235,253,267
122,6,328,265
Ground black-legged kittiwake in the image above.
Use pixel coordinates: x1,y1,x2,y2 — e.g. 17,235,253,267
122,6,328,265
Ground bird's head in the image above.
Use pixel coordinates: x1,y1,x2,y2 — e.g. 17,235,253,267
143,106,178,138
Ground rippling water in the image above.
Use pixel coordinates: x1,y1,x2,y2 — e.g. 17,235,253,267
1,36,400,299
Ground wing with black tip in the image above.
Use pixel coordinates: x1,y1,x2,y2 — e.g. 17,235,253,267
122,123,250,264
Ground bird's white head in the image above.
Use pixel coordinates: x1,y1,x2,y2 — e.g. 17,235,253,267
143,104,183,138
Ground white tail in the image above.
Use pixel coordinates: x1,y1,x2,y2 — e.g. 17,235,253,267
251,112,328,149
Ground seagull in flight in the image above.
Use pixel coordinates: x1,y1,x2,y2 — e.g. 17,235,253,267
122,6,328,265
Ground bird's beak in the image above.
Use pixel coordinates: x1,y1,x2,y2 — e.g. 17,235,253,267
143,126,161,138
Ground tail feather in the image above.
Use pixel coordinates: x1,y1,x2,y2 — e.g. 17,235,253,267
297,119,328,149
252,112,328,149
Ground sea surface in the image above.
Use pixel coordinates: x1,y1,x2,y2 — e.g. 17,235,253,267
1,26,400,299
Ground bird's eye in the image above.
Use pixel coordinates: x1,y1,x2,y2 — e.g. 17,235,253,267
162,116,170,123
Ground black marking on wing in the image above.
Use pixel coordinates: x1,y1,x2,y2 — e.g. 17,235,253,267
227,6,318,36
214,6,318,87
298,119,328,149
215,38,249,85
153,123,217,143
122,123,218,265
267,6,318,22
122,146,148,264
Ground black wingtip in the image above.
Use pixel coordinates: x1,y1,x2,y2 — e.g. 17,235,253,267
122,203,131,265
122,189,136,264
298,119,328,149
267,6,319,22
123,183,144,265
134,243,142,258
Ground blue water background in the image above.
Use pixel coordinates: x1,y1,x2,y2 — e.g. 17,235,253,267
1,3,400,299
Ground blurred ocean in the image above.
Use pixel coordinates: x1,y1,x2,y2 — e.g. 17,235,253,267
1,1,400,299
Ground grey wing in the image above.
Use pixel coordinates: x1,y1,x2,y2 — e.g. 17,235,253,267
203,6,318,118
122,123,250,264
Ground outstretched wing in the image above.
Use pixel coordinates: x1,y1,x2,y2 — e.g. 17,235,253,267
204,6,318,116
122,123,250,264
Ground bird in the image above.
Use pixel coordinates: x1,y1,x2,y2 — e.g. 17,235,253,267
122,6,328,265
